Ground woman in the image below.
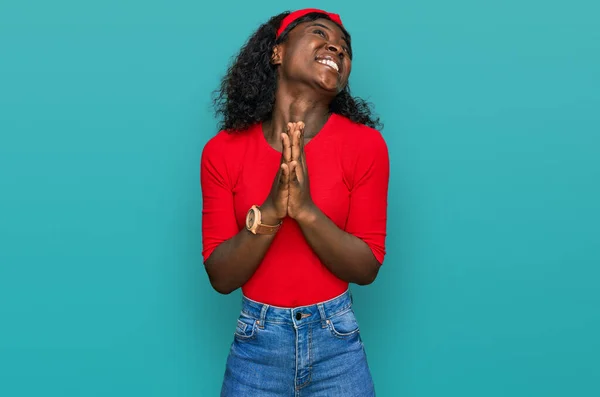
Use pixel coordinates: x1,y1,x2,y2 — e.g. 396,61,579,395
201,8,389,396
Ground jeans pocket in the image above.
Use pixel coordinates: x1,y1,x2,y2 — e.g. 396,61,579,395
327,309,360,338
234,312,258,341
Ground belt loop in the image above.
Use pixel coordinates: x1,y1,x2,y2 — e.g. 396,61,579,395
259,304,269,329
349,289,353,305
317,303,327,328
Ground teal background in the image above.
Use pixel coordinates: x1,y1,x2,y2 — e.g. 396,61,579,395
1,0,599,395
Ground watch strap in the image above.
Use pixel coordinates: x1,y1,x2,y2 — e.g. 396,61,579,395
255,222,282,235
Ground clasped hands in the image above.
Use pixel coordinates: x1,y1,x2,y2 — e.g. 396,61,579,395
262,121,315,223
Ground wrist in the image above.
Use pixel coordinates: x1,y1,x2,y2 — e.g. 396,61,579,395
293,202,318,225
259,202,283,225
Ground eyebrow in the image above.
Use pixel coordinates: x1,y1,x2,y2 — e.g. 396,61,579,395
307,22,350,46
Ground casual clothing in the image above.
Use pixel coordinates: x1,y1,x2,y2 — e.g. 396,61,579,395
200,113,389,307
201,114,388,394
221,289,375,397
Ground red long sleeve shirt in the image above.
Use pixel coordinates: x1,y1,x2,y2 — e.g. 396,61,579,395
200,114,389,307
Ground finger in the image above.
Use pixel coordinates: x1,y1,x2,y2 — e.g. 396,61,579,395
297,129,303,158
281,133,291,163
294,160,304,184
286,122,296,140
294,122,305,160
286,122,294,142
285,122,294,147
280,163,290,185
289,160,298,183
291,123,300,162
297,132,307,174
297,121,305,140
301,134,307,168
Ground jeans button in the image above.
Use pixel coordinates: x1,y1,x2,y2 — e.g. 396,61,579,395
295,312,302,320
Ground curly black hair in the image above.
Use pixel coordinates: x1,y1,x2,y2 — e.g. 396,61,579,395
212,11,382,132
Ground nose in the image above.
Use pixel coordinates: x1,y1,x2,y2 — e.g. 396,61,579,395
326,43,342,54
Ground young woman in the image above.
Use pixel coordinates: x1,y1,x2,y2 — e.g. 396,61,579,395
201,8,389,396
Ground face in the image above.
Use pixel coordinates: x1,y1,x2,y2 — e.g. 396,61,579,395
274,18,352,94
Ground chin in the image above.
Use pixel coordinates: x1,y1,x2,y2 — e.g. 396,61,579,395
315,77,342,94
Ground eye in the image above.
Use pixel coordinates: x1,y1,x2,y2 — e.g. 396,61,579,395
343,47,353,59
313,29,327,38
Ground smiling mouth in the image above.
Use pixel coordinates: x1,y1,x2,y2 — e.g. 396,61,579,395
316,58,339,73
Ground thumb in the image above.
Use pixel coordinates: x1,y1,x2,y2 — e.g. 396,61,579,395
289,161,300,183
280,163,290,184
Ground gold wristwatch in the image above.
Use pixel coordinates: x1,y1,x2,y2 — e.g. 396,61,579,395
245,205,282,235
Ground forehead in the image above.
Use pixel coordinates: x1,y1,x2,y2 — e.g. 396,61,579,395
295,18,348,40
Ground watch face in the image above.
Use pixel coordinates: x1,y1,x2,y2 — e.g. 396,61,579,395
246,208,256,229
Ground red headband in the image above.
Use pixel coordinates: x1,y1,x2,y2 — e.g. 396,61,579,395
276,8,343,38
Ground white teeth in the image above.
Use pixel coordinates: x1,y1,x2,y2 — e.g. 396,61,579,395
317,58,339,72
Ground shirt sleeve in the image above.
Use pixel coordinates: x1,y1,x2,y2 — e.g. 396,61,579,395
344,129,390,265
200,134,240,262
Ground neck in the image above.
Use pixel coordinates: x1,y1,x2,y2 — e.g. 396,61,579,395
263,81,333,144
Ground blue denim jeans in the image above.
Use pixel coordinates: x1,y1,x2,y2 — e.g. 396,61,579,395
221,289,375,396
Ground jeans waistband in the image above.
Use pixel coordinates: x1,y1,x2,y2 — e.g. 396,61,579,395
240,289,353,326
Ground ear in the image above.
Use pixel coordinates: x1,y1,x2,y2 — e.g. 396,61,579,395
271,45,282,65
